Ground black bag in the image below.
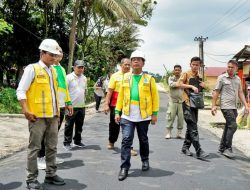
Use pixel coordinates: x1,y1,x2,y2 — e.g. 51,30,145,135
189,92,204,109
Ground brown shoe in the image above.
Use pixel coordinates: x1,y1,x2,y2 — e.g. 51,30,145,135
107,142,114,150
131,149,138,156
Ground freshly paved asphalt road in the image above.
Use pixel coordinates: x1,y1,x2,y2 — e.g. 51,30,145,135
0,91,250,190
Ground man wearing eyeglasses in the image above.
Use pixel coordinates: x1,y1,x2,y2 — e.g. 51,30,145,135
16,39,65,189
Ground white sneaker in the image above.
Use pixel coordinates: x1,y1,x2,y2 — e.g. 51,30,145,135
176,130,183,139
63,144,72,151
56,157,64,164
165,129,171,139
37,157,46,170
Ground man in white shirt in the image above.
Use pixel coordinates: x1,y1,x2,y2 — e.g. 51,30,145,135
16,39,65,189
63,60,88,150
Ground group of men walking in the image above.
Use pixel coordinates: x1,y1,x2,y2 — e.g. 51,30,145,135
16,38,249,189
166,57,249,160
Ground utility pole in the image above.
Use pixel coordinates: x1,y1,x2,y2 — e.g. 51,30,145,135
194,36,208,81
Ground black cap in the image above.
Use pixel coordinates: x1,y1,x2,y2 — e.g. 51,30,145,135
74,60,85,67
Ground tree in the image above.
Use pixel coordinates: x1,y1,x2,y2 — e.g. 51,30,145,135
0,19,13,35
67,0,143,73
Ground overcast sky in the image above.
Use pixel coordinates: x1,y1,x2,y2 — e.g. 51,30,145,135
138,0,250,75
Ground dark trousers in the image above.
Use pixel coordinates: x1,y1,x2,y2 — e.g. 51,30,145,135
38,108,65,158
64,107,85,145
94,93,102,111
219,109,238,151
109,106,120,144
120,118,150,169
182,102,201,152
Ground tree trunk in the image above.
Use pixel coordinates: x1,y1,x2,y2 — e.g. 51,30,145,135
0,67,3,87
67,0,80,74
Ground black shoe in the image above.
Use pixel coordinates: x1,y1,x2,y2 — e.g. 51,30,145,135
196,149,209,159
118,168,128,181
44,175,65,185
222,149,235,159
142,160,150,171
73,142,86,148
26,180,43,190
181,149,193,156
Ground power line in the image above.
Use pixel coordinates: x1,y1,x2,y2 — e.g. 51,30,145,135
9,18,42,40
209,16,250,39
201,0,248,35
205,54,228,63
204,52,235,57
0,7,42,40
1,8,70,56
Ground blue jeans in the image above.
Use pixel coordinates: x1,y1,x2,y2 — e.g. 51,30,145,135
120,118,150,169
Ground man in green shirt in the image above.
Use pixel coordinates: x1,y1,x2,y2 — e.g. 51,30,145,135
115,50,159,181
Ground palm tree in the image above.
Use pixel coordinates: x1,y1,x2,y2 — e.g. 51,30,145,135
67,0,142,73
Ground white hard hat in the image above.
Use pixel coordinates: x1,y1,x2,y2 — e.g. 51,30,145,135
130,50,145,61
39,39,61,55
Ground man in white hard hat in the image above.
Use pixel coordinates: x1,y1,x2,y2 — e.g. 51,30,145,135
104,58,137,156
16,39,65,189
115,50,159,181
37,46,73,170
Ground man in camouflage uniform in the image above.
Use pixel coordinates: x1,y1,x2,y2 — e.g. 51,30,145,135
165,65,184,139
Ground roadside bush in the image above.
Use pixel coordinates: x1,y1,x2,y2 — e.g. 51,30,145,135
0,87,21,113
86,79,95,104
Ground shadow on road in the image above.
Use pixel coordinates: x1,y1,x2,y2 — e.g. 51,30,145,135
57,152,72,159
58,159,84,170
0,182,22,190
206,153,221,159
129,168,174,178
235,155,250,163
84,145,101,150
112,147,121,154
44,178,87,190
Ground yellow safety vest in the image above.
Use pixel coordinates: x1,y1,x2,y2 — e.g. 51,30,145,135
116,73,159,119
26,63,59,118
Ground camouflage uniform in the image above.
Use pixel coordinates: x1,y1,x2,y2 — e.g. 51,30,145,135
166,75,184,130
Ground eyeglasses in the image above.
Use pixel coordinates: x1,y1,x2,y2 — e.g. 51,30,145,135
45,51,59,58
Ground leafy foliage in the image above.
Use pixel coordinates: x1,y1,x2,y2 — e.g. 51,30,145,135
0,19,13,35
0,87,21,113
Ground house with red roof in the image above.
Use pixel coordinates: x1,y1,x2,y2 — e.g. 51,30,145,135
205,67,226,90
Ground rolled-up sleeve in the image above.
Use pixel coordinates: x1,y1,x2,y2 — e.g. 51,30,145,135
16,65,35,100
168,76,177,88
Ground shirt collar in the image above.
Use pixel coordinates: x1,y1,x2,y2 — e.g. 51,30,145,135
53,63,61,67
39,60,51,70
72,72,83,78
224,72,236,78
187,70,199,77
132,72,143,76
